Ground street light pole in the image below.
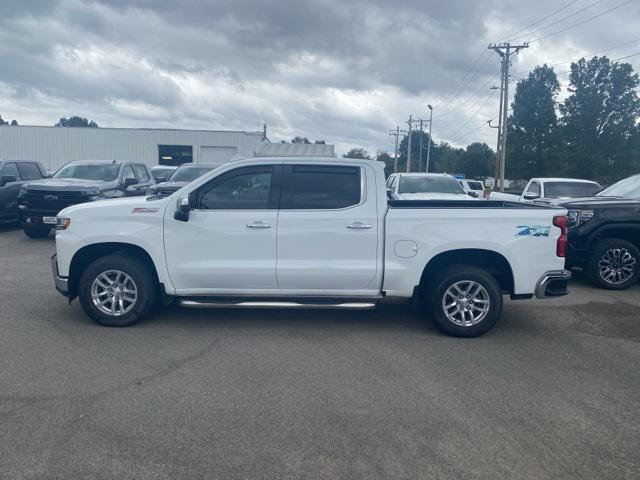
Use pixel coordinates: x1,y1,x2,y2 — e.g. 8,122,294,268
426,104,433,173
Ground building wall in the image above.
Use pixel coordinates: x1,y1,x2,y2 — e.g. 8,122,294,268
0,126,265,171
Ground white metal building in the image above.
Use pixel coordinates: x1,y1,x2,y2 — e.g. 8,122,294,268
0,125,267,171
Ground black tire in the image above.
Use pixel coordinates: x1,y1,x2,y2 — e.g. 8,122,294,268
427,266,503,338
23,225,51,238
587,239,640,290
78,254,157,327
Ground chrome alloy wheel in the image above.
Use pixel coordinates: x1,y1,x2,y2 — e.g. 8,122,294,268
442,280,491,327
91,270,138,316
598,248,637,285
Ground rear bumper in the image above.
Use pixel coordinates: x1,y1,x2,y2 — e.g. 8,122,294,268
535,269,571,298
51,254,69,297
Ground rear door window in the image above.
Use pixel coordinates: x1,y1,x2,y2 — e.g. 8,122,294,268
280,165,361,209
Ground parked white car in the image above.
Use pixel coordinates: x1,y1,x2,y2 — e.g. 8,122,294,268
52,157,570,337
459,179,486,198
386,173,475,201
490,178,602,202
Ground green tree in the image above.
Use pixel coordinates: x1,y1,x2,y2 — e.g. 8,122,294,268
375,151,394,177
396,130,434,172
291,136,311,144
507,64,560,179
343,148,371,159
431,142,464,174
0,114,18,125
55,116,99,127
456,142,494,178
560,56,640,183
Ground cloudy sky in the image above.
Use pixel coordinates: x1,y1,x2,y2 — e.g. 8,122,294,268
1,0,639,155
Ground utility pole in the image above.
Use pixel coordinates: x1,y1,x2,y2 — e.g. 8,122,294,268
389,126,406,173
406,115,413,172
418,119,424,172
488,42,528,192
426,105,433,173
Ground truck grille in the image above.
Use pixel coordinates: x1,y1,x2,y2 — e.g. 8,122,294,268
22,191,91,214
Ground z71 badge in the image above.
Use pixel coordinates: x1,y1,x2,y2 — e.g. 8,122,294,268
131,207,159,213
516,225,550,237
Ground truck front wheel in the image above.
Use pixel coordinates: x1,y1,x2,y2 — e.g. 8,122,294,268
78,254,157,327
428,266,503,337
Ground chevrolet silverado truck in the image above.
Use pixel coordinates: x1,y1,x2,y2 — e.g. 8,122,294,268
51,157,570,337
19,160,154,238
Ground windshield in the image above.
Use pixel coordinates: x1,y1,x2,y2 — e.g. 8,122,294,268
169,166,214,183
150,167,176,179
466,181,484,190
597,175,640,199
54,163,119,181
399,176,465,194
545,182,601,198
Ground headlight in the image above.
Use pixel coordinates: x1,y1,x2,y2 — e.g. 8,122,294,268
17,187,26,198
56,217,71,230
567,209,594,228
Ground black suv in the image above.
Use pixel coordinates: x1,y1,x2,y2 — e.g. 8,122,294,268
0,160,48,225
18,160,154,238
554,174,640,290
146,163,220,197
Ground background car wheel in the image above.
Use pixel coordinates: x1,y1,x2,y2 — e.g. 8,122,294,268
23,226,51,238
78,253,157,327
428,266,503,337
587,239,640,290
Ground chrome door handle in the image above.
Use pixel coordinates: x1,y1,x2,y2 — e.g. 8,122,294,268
346,222,373,229
246,221,271,229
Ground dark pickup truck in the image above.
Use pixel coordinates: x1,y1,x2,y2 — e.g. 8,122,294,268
554,173,640,290
18,160,154,238
0,160,49,225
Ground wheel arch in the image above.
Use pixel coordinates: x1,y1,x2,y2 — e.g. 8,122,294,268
68,242,160,300
588,224,640,251
419,248,514,295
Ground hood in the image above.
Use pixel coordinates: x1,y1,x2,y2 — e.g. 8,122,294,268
546,196,640,208
22,177,115,192
59,195,169,217
395,192,477,201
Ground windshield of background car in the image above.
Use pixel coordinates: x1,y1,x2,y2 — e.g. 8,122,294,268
466,181,484,190
399,176,465,194
597,175,640,199
53,163,119,181
544,182,601,197
169,166,214,183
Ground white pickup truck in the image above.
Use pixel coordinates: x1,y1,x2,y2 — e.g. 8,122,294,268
52,157,571,337
490,178,602,203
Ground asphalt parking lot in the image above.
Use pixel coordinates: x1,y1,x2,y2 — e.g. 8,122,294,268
1,225,639,480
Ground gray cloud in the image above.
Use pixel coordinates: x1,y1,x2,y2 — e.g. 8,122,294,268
0,0,638,154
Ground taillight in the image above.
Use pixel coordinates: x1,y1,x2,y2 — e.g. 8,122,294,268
553,215,568,257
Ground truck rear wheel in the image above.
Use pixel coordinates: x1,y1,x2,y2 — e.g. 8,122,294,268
78,254,157,327
428,266,503,337
587,239,640,290
23,225,51,238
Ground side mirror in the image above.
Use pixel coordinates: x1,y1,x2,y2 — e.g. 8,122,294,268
155,176,167,183
174,195,191,222
386,188,393,199
523,192,539,201
124,177,138,187
1,175,17,187
468,191,479,198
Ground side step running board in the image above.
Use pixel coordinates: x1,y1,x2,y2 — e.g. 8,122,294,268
180,299,379,310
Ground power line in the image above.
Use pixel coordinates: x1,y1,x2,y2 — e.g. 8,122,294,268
434,50,492,111
509,0,606,42
444,91,499,140
437,73,500,119
530,0,636,43
554,50,640,76
496,0,580,42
